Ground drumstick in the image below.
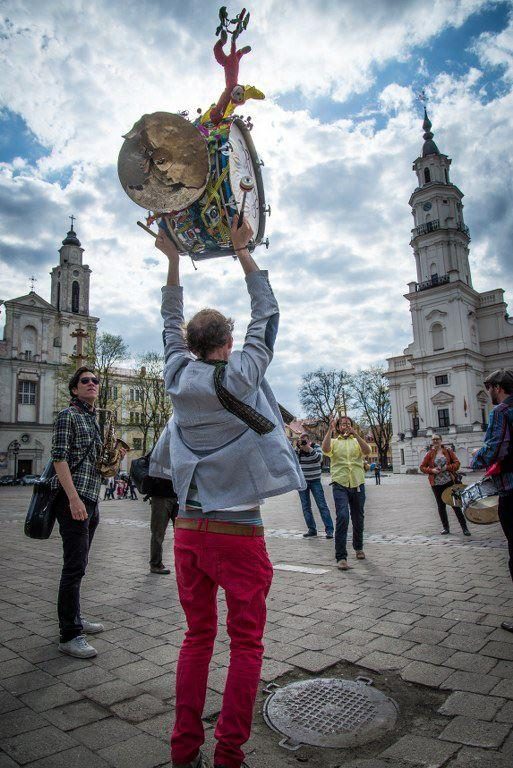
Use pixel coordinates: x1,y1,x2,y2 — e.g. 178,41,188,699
237,176,254,229
137,221,157,238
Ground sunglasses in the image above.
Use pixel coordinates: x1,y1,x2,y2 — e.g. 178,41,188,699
79,376,99,385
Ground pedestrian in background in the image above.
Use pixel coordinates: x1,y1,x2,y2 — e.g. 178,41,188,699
322,415,371,570
420,435,470,536
296,432,334,539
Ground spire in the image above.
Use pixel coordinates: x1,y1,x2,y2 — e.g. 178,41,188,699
62,214,81,246
422,107,440,157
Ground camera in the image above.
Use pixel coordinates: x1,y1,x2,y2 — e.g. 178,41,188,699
300,439,308,445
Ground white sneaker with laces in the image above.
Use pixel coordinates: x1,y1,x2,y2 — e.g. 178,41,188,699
58,634,97,658
80,617,104,634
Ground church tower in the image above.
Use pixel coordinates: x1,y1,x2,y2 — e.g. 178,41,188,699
386,108,513,471
50,217,91,316
409,109,472,290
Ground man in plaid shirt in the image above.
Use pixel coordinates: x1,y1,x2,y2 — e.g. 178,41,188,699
51,366,115,658
471,368,513,634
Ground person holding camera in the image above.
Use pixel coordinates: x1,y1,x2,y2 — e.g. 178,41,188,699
296,433,334,539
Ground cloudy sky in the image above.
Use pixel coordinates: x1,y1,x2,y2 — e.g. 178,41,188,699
1,0,513,415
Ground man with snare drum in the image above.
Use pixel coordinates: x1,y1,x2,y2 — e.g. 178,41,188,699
471,369,513,633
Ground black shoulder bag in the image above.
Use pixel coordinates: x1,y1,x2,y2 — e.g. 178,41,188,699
24,435,98,540
130,452,176,498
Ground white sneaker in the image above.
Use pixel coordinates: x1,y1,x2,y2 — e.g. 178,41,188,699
58,634,97,658
81,617,104,634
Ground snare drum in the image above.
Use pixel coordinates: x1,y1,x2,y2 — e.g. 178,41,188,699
161,117,266,259
454,478,500,525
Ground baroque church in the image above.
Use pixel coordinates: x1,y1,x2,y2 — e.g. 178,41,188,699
386,110,513,472
0,223,99,477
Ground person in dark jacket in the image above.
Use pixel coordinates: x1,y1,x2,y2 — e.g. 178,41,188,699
471,369,513,633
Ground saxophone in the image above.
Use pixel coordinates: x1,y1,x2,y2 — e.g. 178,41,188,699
97,410,131,478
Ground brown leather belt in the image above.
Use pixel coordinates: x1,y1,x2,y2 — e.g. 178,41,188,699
175,518,264,537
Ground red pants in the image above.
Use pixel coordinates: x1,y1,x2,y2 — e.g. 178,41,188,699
171,527,273,768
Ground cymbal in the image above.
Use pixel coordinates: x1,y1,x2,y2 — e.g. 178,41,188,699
464,498,499,525
441,483,466,507
118,112,209,212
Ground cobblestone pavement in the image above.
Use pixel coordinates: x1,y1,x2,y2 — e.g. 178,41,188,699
0,473,512,768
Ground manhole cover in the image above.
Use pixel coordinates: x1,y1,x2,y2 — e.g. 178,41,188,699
263,677,399,750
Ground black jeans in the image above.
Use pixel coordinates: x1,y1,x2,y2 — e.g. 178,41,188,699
55,492,99,642
431,482,468,532
332,483,365,561
150,496,178,567
499,492,513,583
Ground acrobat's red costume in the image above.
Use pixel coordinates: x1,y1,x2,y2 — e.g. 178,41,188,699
209,29,251,125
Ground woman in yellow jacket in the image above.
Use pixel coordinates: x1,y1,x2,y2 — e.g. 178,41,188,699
322,416,371,570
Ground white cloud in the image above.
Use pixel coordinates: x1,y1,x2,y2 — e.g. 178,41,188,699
1,0,512,415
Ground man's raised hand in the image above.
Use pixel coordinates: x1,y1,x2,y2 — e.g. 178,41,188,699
231,214,254,254
155,228,179,261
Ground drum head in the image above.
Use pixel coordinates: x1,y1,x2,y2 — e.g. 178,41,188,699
118,112,209,213
464,498,499,525
441,484,466,507
227,119,266,245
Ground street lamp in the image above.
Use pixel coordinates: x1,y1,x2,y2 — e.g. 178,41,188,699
9,440,20,480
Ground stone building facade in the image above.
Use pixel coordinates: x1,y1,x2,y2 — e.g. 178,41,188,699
0,224,153,479
386,110,513,472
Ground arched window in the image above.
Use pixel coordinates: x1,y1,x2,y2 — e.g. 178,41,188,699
72,281,80,313
56,281,61,311
430,262,438,277
431,323,444,351
424,168,431,184
22,325,37,360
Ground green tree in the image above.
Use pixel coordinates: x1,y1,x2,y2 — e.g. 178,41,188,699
299,368,353,426
94,333,129,427
349,365,392,466
57,331,129,435
130,352,173,453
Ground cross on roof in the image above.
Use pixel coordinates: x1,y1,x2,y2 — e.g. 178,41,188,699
417,89,428,103
69,214,76,230
29,276,37,293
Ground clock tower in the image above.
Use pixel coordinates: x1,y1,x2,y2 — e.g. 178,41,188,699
409,109,472,290
386,109,513,472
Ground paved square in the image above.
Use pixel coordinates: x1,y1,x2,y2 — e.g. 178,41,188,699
1,473,512,766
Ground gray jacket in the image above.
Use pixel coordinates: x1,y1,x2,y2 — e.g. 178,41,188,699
152,270,305,513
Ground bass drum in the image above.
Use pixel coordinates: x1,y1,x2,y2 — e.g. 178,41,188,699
161,117,266,260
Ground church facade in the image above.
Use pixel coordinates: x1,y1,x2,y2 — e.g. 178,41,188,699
386,110,513,472
0,224,154,479
0,225,99,477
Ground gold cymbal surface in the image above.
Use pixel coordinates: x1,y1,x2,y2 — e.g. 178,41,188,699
118,112,209,212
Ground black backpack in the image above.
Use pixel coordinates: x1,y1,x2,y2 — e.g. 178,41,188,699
130,452,176,498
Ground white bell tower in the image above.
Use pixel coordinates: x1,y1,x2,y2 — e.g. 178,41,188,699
386,106,513,471
409,109,472,289
50,216,91,316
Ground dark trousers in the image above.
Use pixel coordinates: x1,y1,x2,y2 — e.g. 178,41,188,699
56,492,99,642
431,482,468,532
499,493,513,583
374,471,381,485
332,483,365,561
150,496,178,567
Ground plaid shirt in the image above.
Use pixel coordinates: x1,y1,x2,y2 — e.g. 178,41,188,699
51,398,103,502
471,395,513,493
